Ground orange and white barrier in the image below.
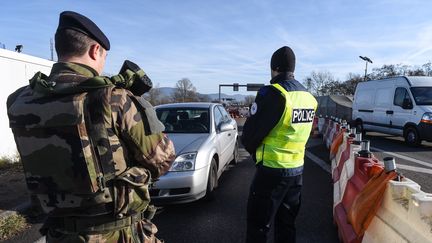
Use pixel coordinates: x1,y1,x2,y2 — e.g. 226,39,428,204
318,117,432,243
318,117,325,133
332,133,362,210
363,178,432,243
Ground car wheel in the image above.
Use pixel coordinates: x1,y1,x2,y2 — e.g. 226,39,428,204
230,140,239,164
204,159,218,200
404,127,421,146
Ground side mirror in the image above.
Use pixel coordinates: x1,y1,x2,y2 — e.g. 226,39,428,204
219,122,235,132
402,98,413,109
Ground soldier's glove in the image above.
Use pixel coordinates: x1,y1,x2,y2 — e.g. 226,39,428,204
110,60,153,96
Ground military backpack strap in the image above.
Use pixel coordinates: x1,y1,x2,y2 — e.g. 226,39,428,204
129,95,165,135
84,87,118,189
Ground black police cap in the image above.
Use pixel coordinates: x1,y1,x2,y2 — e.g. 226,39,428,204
271,46,295,72
57,11,110,50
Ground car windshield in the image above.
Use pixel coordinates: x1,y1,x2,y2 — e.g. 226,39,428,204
410,87,432,105
156,107,210,133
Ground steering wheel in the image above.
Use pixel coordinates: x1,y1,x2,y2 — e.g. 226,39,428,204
187,122,208,132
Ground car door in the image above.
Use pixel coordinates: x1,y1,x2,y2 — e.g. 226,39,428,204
217,106,237,162
389,87,414,136
213,106,233,170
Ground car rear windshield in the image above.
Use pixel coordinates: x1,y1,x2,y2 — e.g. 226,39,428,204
410,87,432,105
156,107,210,133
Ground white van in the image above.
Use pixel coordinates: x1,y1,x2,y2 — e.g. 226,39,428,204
352,76,432,145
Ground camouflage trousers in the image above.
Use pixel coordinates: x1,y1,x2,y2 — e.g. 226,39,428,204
46,219,163,243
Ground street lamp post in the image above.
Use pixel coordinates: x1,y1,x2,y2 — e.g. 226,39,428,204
359,56,373,81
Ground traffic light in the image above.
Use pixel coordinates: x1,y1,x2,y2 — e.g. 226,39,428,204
247,83,264,91
233,83,239,91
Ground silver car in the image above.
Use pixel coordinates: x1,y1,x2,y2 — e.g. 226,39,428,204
152,102,239,204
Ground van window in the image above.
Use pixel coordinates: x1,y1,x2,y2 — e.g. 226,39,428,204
393,87,411,107
375,88,392,107
410,87,432,105
355,89,374,106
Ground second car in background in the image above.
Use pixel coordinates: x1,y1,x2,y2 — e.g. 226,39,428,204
152,102,239,204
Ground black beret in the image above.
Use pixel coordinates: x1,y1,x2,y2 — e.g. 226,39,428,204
271,46,295,72
56,11,110,50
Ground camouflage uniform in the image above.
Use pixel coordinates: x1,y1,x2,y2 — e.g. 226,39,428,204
7,62,175,242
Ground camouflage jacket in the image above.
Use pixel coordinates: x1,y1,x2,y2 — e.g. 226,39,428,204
7,62,175,218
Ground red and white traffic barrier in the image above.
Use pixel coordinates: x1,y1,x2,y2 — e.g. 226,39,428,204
319,117,432,242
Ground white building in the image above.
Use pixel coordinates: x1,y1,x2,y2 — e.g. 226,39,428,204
0,48,54,157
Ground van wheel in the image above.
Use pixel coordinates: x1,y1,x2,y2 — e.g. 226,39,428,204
404,127,421,146
204,159,218,200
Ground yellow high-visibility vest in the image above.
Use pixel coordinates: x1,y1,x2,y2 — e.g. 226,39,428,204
256,83,317,169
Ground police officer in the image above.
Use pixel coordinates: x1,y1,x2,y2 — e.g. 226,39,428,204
242,46,317,243
7,11,175,242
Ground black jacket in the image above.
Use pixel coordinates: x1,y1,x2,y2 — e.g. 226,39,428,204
241,72,308,160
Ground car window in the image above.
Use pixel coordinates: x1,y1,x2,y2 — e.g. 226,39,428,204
214,106,224,128
156,107,210,133
393,87,411,107
217,106,231,122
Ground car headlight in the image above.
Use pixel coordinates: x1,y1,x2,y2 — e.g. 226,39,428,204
421,112,432,124
169,152,196,172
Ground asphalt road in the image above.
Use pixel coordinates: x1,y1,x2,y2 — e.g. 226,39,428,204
13,119,432,243
8,142,339,243
152,146,339,243
364,132,432,193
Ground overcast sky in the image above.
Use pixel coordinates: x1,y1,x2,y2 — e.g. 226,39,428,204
1,0,432,95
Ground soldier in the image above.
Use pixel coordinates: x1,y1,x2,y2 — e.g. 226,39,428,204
7,11,175,242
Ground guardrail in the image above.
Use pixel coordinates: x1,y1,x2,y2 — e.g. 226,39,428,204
318,117,432,243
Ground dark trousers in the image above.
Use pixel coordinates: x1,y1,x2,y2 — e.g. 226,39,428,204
246,165,303,243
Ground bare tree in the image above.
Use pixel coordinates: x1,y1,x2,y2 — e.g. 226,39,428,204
422,62,432,76
303,71,336,96
342,73,363,95
143,83,162,105
172,78,198,102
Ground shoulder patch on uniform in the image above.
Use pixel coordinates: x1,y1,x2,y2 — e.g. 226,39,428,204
250,102,258,115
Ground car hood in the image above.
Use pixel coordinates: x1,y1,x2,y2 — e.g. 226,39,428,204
166,133,209,154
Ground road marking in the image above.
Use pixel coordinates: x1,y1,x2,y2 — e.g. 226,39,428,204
396,164,432,175
305,151,331,174
370,146,432,169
